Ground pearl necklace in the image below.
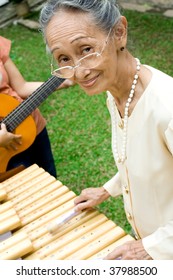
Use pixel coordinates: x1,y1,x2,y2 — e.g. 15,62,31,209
110,58,141,164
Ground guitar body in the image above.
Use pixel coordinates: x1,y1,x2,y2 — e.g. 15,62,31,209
0,94,37,173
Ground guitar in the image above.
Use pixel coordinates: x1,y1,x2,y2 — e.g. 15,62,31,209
0,75,65,173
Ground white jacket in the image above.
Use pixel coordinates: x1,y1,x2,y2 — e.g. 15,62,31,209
103,66,173,259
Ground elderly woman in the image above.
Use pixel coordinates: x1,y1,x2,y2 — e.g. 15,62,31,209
39,0,173,260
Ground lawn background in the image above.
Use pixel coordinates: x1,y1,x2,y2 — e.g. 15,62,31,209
1,9,173,235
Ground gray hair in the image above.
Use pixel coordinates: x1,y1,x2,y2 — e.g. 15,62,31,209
39,0,121,37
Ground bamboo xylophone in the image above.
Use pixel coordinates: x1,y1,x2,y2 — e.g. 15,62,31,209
0,164,133,260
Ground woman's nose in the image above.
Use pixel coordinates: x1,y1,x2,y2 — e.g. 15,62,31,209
74,66,91,79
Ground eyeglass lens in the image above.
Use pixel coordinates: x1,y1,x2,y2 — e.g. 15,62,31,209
52,52,102,78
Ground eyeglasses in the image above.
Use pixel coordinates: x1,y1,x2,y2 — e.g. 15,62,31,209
51,29,112,79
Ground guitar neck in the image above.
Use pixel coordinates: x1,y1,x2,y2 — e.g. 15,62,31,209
1,76,65,132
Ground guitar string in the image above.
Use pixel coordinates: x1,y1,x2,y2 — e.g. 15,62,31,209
1,76,64,132
8,76,61,122
1,76,56,126
2,76,62,124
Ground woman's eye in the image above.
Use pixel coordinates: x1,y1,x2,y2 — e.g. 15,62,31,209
58,57,71,66
82,47,93,55
59,57,69,64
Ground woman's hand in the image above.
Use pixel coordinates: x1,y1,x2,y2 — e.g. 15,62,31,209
0,123,22,150
103,239,152,260
74,186,110,212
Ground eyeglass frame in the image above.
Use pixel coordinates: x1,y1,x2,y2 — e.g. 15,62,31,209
50,28,112,78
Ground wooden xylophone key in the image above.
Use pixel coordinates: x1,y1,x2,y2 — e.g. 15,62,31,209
12,180,63,212
0,201,13,214
0,213,21,235
65,226,126,260
88,234,134,260
0,188,7,201
7,171,56,202
0,231,30,253
0,231,33,260
0,164,40,190
17,185,68,218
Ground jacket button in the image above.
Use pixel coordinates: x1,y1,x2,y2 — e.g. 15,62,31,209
118,121,124,129
135,234,139,240
127,212,132,220
124,185,129,194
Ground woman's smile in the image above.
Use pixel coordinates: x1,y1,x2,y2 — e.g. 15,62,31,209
79,74,100,88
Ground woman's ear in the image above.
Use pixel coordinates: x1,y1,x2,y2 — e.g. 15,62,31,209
120,16,128,36
113,16,128,50
115,16,127,37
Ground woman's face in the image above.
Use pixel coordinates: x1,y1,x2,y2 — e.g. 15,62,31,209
46,10,120,95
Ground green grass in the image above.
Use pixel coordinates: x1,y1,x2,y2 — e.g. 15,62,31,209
1,10,173,235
